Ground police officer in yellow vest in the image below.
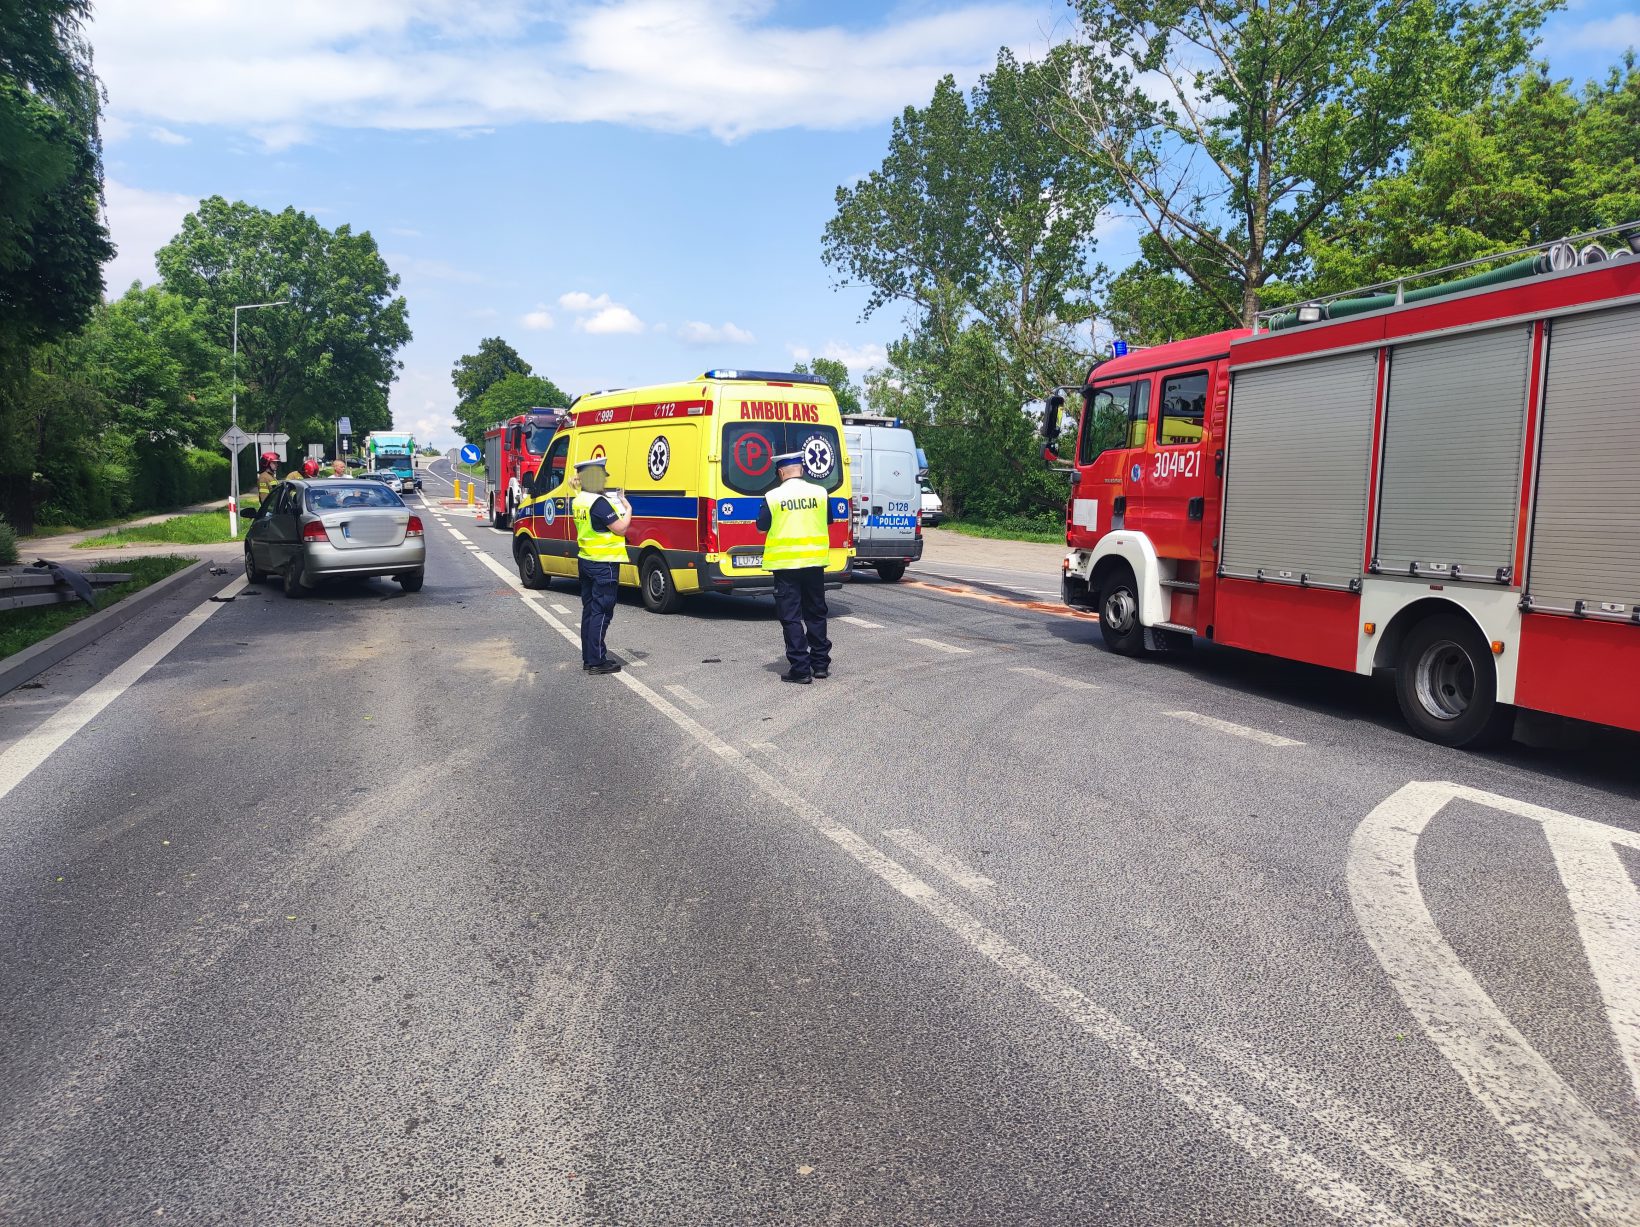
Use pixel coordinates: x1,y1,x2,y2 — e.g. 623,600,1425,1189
572,457,632,674
757,451,832,683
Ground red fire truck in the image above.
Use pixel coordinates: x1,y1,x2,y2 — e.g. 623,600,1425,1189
1044,224,1640,747
484,409,565,529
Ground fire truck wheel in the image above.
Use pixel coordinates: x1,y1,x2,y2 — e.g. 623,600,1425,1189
516,540,548,590
489,494,507,530
640,554,681,614
1096,566,1145,656
1394,613,1514,748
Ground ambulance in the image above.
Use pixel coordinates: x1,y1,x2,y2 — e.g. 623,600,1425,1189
509,370,854,612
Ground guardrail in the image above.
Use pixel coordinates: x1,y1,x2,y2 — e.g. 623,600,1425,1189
0,564,132,612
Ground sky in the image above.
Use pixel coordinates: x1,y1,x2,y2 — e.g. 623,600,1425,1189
91,0,1640,452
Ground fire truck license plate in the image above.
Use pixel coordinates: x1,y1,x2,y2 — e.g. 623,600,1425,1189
733,555,763,569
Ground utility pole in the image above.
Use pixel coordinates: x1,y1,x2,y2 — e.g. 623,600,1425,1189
229,299,290,538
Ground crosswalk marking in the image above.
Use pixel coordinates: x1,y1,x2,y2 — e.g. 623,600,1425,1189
909,637,971,655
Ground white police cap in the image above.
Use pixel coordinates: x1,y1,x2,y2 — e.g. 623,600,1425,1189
574,457,607,470
774,451,805,467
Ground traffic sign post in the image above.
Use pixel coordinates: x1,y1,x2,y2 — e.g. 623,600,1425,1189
219,428,252,538
459,444,481,465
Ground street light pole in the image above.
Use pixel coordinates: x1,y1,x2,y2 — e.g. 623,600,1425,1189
228,299,289,538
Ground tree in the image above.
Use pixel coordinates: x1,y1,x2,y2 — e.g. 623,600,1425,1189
453,337,531,403
1055,0,1554,327
792,358,863,415
458,371,571,442
155,197,411,452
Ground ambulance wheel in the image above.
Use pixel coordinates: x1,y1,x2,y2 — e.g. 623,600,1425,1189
517,539,548,590
1394,613,1514,748
640,554,681,614
873,562,906,583
1096,566,1145,656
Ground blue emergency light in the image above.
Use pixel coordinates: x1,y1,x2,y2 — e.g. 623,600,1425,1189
703,369,828,385
1113,339,1129,357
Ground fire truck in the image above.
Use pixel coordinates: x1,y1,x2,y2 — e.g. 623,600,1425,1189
1043,224,1640,747
483,409,565,529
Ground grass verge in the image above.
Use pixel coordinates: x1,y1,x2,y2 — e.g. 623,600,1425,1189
455,460,484,480
74,507,253,549
940,517,1065,545
0,555,195,660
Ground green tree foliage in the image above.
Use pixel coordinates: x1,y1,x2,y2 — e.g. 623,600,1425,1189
823,49,1106,520
156,196,411,448
792,358,863,415
451,336,535,440
461,372,571,442
1307,58,1640,292
1056,0,1555,327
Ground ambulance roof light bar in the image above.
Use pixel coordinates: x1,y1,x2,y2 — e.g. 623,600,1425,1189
702,369,828,385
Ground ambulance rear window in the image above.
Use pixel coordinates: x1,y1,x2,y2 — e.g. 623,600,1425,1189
722,423,844,495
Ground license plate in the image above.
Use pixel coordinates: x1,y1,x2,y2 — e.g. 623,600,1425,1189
732,554,763,569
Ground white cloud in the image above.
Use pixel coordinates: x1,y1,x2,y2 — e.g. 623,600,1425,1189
148,125,189,145
1555,13,1640,48
521,306,556,330
786,340,890,373
101,180,200,295
557,290,613,312
87,0,1054,143
582,305,645,335
677,320,755,346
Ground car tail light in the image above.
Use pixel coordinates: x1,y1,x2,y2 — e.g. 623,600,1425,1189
301,521,329,542
406,515,424,537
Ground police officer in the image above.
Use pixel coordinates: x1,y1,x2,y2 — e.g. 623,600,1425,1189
571,457,631,675
758,451,832,683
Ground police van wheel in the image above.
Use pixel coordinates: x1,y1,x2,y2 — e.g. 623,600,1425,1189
873,562,906,583
640,554,681,614
516,541,547,590
1096,566,1145,656
1393,613,1514,748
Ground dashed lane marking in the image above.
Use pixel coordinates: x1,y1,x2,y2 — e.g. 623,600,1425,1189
664,684,708,711
448,529,471,543
882,828,999,903
1009,666,1097,690
748,741,778,754
908,637,971,655
551,603,572,615
1164,710,1303,747
838,615,883,629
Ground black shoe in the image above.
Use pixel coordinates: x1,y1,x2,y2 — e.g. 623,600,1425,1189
812,668,830,679
780,670,812,684
584,661,622,674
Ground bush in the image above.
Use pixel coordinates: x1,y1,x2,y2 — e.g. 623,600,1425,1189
0,518,17,565
181,447,229,503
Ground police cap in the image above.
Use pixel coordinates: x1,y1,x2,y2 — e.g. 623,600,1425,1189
774,451,805,468
574,457,607,471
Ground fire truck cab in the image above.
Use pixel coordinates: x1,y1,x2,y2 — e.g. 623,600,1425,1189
484,409,563,529
1047,226,1640,747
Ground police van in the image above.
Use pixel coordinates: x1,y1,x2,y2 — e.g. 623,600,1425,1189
841,416,925,582
510,370,854,612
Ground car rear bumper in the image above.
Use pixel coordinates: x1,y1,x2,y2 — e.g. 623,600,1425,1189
302,539,426,577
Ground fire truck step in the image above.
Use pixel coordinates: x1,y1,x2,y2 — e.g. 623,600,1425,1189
1160,579,1200,592
1151,621,1197,635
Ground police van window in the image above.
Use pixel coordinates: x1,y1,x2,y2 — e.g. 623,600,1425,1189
532,435,570,494
722,423,844,496
1079,381,1151,464
1158,371,1208,446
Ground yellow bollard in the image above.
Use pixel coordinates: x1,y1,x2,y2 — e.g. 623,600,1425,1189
466,480,476,506
454,478,463,501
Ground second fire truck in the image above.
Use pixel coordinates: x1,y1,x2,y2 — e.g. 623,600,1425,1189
1044,224,1640,747
484,408,565,529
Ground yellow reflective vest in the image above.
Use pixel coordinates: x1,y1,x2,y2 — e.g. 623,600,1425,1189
573,490,627,562
763,478,830,570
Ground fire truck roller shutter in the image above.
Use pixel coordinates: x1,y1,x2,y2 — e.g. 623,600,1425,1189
1221,350,1377,589
1374,324,1531,579
1526,302,1640,615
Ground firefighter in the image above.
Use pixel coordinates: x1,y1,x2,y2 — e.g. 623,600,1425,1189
757,451,832,684
302,458,320,478
571,457,631,675
256,454,279,503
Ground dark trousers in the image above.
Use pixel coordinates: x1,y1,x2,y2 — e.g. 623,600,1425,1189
773,567,830,675
578,560,619,666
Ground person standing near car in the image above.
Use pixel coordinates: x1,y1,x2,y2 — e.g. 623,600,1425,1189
256,455,278,504
571,457,631,675
757,451,832,684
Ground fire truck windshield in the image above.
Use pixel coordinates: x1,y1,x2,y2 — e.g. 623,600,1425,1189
525,424,555,455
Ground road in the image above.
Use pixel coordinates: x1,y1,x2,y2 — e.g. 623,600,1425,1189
1,462,1637,1225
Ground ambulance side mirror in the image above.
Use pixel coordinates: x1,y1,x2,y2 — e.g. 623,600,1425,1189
1041,394,1065,463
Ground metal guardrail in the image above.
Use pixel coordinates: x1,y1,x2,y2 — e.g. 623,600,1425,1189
0,564,132,612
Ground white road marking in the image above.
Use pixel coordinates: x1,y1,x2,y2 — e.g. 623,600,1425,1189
0,577,248,804
1348,781,1640,1225
748,741,778,754
495,575,1410,1224
1008,666,1097,690
664,684,708,711
448,529,470,542
1164,710,1303,747
838,616,883,629
551,603,572,615
908,637,971,654
882,828,998,902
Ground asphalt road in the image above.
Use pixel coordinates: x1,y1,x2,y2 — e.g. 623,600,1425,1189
1,471,1638,1225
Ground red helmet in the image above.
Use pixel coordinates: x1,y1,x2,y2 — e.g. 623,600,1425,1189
302,458,319,477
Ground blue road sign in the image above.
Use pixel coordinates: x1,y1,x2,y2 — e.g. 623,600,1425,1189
459,444,481,465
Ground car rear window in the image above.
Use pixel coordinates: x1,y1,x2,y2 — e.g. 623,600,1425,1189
721,423,843,496
307,484,404,512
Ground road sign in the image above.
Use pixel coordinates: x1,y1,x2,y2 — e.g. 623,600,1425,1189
307,443,325,460
219,426,251,453
337,416,352,436
459,444,481,465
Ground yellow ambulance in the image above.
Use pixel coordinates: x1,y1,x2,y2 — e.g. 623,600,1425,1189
510,369,855,612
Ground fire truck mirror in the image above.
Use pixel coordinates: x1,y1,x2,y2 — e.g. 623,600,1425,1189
1041,394,1065,460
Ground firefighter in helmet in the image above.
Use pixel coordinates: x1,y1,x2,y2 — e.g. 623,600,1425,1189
256,454,279,504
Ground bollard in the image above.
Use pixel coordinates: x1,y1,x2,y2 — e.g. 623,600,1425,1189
454,478,463,501
466,482,476,506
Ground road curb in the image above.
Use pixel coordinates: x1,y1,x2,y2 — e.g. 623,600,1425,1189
0,558,213,697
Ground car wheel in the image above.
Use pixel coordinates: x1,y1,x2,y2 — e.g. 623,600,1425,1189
516,539,548,590
1394,613,1514,748
873,561,907,583
282,557,307,599
399,569,425,593
640,553,681,614
244,546,265,584
1096,565,1145,656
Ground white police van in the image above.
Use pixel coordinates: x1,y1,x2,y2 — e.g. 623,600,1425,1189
842,416,924,582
